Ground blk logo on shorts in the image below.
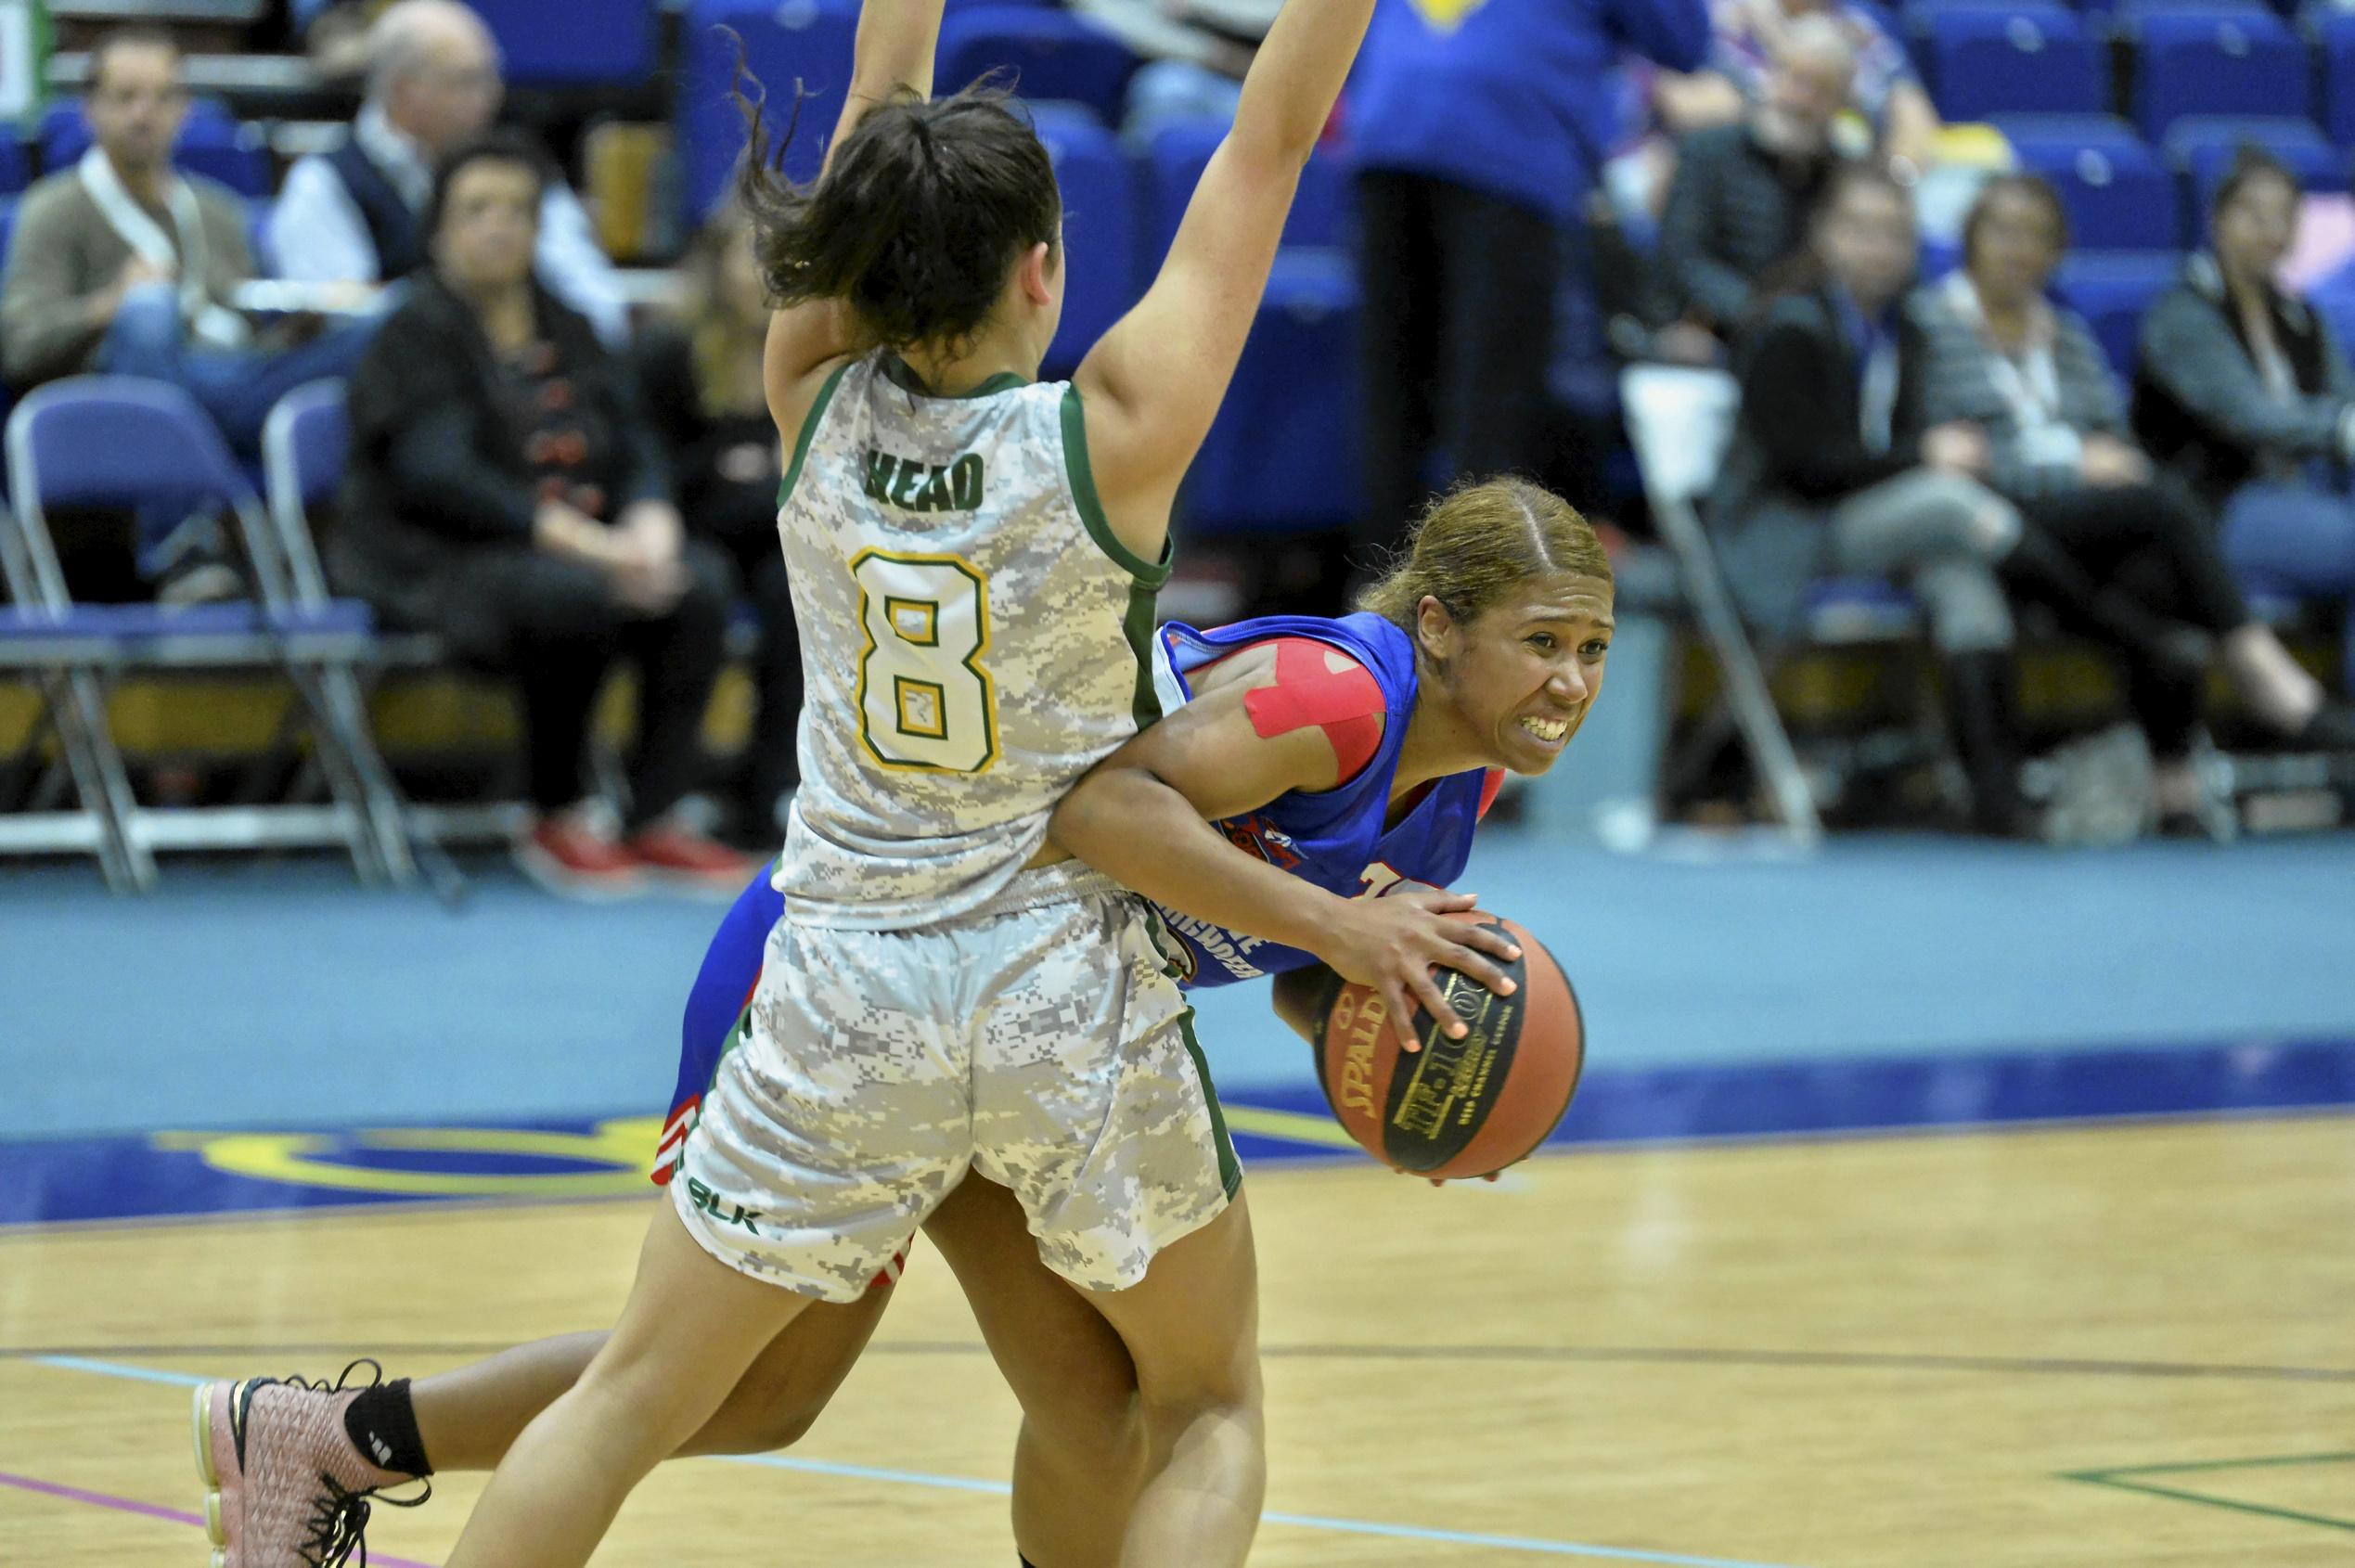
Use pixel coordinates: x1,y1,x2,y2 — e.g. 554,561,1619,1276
686,1176,765,1235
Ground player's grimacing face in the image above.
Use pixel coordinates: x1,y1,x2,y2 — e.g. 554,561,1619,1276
1446,573,1615,775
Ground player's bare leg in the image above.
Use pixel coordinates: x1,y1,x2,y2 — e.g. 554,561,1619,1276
924,1174,1148,1567
1077,1192,1264,1568
442,1196,813,1568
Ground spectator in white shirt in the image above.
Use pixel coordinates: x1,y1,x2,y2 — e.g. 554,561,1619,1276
267,0,627,344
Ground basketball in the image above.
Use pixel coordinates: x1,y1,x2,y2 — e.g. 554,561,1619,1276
1310,915,1584,1179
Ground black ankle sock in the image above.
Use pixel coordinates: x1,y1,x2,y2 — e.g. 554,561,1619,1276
343,1378,432,1478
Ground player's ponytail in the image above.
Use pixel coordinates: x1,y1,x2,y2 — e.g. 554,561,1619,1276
730,54,1061,355
1358,479,1612,633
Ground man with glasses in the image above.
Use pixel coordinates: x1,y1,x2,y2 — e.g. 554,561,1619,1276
269,0,625,344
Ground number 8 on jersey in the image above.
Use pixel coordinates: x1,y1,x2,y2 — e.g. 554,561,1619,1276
852,548,999,774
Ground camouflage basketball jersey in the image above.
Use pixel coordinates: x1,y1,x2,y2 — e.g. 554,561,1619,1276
772,352,1171,930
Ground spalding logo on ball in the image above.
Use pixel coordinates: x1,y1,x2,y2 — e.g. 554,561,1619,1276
1311,913,1584,1180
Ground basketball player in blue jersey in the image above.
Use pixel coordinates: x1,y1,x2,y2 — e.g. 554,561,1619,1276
194,0,1516,1556
194,479,1612,1568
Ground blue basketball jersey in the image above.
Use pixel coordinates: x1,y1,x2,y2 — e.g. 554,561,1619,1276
655,611,1495,1170
1146,611,1493,989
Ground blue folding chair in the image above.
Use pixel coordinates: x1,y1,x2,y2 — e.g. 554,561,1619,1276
1996,115,2181,251
677,0,861,219
470,0,660,86
936,7,1139,123
2321,12,2355,150
1183,251,1359,535
1035,114,1139,378
262,380,436,886
3,378,394,888
2165,116,2343,238
2130,8,2308,141
2053,249,2179,379
1919,3,2105,119
37,97,264,191
1144,119,1352,267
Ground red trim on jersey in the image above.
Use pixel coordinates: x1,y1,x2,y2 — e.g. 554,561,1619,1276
1477,769,1506,820
1241,637,1385,784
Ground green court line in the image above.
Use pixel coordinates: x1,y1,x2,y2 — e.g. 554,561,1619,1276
2061,1453,2355,1535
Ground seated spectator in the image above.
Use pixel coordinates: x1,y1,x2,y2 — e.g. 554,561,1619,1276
0,27,380,597
1712,162,2037,832
1915,172,2354,833
1692,0,1939,171
1712,164,2271,836
332,134,753,894
1071,0,1278,144
1654,14,1852,357
2137,148,2355,705
633,207,802,848
268,0,626,345
1609,0,1939,231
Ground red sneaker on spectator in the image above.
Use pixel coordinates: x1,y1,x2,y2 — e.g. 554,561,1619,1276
626,822,761,893
516,813,639,899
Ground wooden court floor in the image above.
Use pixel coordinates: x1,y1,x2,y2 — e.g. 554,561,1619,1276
4,1112,2351,1566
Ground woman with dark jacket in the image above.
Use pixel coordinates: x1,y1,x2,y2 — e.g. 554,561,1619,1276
632,206,801,846
1917,173,2350,832
334,132,754,894
2136,147,2355,700
1713,162,2178,835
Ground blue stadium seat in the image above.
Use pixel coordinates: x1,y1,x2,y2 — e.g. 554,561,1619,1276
2130,8,2309,141
2319,12,2355,148
1035,114,1138,378
1144,120,1352,266
2053,250,2179,379
0,137,24,194
1995,115,2180,251
935,8,1139,123
1183,251,1359,534
2164,115,2343,237
1918,3,2104,120
36,97,267,195
470,0,659,86
677,0,859,220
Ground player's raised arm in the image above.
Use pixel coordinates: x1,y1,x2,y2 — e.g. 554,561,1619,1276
1049,681,1519,1051
744,0,953,402
1070,0,1377,562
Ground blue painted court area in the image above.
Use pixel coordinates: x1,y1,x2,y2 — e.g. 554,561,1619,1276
4,828,2354,1224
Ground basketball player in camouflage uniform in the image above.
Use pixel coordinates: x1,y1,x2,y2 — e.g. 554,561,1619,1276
204,0,1495,1561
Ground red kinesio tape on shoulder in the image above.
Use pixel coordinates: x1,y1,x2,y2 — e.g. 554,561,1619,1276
1242,637,1386,783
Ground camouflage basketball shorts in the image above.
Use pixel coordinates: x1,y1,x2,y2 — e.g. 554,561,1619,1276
671,860,1243,1302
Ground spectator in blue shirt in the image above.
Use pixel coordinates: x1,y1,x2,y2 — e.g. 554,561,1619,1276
1347,0,1708,594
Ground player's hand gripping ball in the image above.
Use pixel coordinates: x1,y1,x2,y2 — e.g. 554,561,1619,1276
1310,914,1584,1179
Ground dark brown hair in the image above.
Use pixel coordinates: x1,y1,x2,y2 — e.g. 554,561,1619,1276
424,129,551,242
731,52,1061,355
87,25,182,95
1962,172,2069,269
1358,478,1613,633
1751,159,1912,317
2210,144,2299,220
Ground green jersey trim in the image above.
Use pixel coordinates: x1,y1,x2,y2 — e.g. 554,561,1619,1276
1060,384,1173,587
778,358,853,509
879,353,1030,401
1177,1008,1244,1199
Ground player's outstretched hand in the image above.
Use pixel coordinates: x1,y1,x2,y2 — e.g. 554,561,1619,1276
1318,887,1520,1054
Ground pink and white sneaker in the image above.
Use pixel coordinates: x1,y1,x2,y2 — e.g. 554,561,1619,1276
192,1361,424,1567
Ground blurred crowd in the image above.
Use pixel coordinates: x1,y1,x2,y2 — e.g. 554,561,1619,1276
4,0,2352,881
